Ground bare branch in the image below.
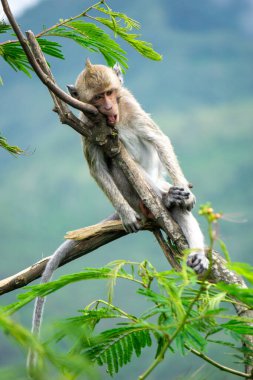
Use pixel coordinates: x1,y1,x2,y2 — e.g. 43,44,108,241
0,221,125,295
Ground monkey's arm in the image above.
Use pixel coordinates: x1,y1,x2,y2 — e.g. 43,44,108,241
137,119,196,210
84,142,140,233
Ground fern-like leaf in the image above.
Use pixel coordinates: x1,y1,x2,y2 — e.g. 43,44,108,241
96,17,162,61
84,325,152,376
45,21,128,69
94,6,141,30
4,268,113,314
0,42,33,76
37,38,64,60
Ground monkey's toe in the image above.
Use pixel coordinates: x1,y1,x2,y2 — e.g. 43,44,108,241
187,253,209,274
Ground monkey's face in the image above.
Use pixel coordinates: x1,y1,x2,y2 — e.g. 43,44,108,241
91,88,120,126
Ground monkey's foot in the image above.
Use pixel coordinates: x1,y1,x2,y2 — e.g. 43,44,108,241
187,252,209,274
163,186,190,209
120,209,141,233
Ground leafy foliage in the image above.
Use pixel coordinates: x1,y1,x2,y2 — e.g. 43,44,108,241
1,245,253,379
95,17,162,62
0,0,161,80
45,21,128,69
37,38,64,60
0,41,34,77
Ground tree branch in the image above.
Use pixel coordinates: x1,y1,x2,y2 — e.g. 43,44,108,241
1,0,98,116
0,221,124,295
0,220,155,295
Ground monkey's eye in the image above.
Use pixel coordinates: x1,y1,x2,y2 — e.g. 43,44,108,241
93,94,103,102
106,90,113,96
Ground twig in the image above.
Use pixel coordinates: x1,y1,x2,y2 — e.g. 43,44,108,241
186,344,251,378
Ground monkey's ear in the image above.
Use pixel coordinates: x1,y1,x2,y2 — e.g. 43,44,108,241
85,57,93,69
113,62,124,85
67,84,79,98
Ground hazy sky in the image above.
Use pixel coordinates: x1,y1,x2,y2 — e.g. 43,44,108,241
1,0,41,19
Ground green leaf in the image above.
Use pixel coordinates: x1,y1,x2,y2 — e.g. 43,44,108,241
37,38,64,60
207,339,236,347
218,239,231,263
217,282,253,308
4,268,113,314
95,17,162,61
0,37,63,76
94,6,141,30
0,42,33,77
184,325,207,351
228,262,253,284
0,21,11,34
45,21,128,69
84,325,153,376
221,320,253,335
0,133,24,156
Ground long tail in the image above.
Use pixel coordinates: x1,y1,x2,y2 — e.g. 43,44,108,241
27,240,72,375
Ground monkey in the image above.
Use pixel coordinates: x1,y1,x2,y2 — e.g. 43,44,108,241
67,59,209,273
28,60,209,372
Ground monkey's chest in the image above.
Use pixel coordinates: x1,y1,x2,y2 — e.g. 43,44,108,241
119,129,162,179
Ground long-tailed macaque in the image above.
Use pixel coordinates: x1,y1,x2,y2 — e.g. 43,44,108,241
28,60,208,371
67,59,209,273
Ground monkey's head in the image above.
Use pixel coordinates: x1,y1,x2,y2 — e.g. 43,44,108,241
67,59,124,126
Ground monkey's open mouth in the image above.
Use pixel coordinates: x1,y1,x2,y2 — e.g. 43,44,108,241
107,114,118,126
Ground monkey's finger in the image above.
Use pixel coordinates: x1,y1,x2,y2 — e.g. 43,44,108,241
187,254,209,273
170,186,186,192
191,263,204,274
187,254,200,265
129,221,141,233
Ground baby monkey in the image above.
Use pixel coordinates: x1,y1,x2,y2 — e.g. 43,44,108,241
67,59,209,274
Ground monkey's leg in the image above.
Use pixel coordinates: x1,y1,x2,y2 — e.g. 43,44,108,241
170,208,209,274
102,213,120,222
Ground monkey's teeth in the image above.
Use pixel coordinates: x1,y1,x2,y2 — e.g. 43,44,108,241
107,115,117,125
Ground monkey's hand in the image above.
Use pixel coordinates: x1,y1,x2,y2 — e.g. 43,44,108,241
187,252,209,274
182,188,196,211
119,206,141,233
163,186,193,209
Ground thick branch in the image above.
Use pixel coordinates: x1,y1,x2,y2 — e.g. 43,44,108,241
113,144,188,251
0,221,126,295
0,219,246,295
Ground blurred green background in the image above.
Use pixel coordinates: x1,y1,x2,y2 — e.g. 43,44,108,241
1,0,253,378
